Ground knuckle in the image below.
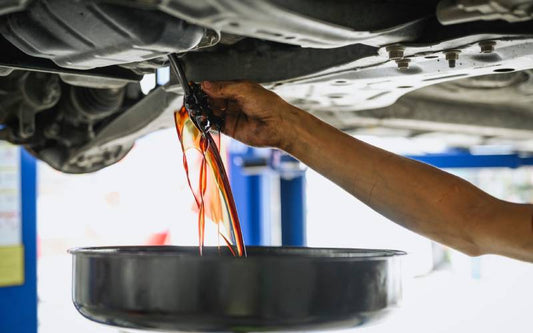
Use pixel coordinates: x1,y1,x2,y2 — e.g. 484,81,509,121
237,81,254,94
212,82,223,93
219,81,236,94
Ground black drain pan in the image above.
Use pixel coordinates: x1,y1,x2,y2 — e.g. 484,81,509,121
70,246,405,332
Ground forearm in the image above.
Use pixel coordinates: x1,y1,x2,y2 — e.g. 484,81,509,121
281,106,533,260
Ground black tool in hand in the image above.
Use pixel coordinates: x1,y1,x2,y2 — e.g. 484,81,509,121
168,54,223,134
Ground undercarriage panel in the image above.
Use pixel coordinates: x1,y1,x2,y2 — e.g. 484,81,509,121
0,0,532,173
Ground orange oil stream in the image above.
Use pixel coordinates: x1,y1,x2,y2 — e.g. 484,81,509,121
174,106,246,257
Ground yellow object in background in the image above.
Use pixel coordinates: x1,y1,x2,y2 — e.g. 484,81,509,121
0,245,24,287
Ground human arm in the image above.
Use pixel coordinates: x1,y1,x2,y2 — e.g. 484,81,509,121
201,80,533,262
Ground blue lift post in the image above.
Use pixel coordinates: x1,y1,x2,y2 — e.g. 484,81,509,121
0,148,37,333
229,144,308,247
275,153,306,247
228,144,307,247
280,176,306,246
228,143,271,246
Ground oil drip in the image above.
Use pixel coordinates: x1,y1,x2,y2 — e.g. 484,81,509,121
174,106,245,257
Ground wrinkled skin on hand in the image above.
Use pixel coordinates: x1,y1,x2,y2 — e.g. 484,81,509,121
201,81,296,149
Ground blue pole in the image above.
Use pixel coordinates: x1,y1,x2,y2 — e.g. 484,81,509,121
406,153,533,169
0,148,37,333
280,174,306,246
228,144,268,246
232,173,263,246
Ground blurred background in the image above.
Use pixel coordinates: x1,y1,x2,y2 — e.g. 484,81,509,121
1,2,533,332
33,128,533,333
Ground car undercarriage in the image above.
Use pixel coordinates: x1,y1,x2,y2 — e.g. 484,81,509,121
0,0,532,173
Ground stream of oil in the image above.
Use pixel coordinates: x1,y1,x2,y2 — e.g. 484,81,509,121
174,106,246,257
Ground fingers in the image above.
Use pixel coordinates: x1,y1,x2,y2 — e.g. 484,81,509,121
208,99,240,122
201,80,257,99
220,110,247,137
208,99,242,135
220,113,238,137
208,98,228,117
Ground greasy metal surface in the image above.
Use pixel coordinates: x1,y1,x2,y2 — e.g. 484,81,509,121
182,40,379,83
130,0,432,48
70,246,405,332
272,35,533,112
2,1,533,173
437,0,533,25
47,84,182,173
0,35,142,82
312,70,533,143
1,0,206,69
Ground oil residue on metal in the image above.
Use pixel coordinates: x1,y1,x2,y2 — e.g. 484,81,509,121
174,106,245,257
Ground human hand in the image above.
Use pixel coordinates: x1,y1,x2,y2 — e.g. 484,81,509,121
201,81,298,149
